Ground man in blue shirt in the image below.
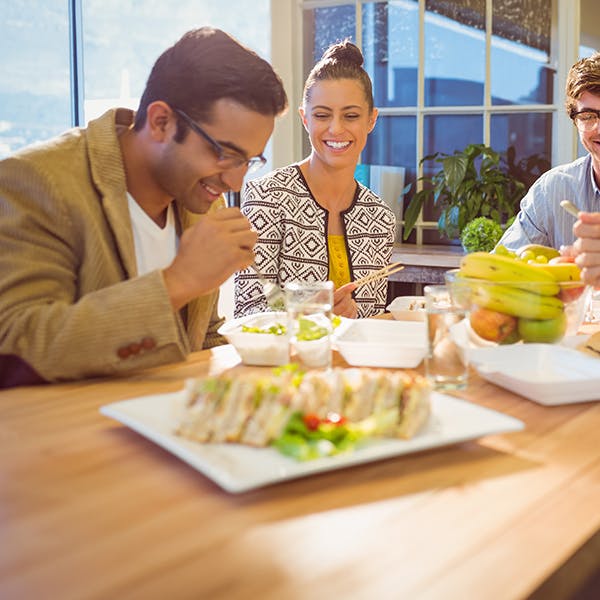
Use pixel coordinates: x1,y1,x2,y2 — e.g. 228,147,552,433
498,52,600,276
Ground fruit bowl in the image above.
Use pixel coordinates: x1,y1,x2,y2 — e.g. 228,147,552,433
445,254,591,346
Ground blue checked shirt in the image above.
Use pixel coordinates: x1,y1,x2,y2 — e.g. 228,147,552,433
498,154,600,251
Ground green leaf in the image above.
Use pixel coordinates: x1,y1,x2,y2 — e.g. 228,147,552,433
443,155,468,194
402,192,425,240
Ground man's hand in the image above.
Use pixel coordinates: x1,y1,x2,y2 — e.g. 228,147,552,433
573,212,600,287
163,208,257,310
333,282,358,319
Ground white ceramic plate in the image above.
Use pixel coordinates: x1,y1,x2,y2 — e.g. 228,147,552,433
100,391,523,493
470,344,600,405
336,319,427,368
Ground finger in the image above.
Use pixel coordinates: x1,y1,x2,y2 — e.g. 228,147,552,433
334,295,357,318
210,206,243,220
334,282,357,300
333,298,353,316
229,228,258,249
575,250,600,267
575,237,600,254
578,212,600,224
581,265,600,287
337,281,358,292
573,221,600,238
559,244,576,258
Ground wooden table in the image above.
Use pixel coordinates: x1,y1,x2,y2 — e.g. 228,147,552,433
2,337,600,599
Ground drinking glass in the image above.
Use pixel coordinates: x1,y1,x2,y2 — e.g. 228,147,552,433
424,284,469,390
285,281,334,369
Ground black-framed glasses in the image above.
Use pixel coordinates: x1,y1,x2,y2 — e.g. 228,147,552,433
571,108,600,132
173,108,267,173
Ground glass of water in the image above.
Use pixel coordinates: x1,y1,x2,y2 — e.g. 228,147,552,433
285,281,334,369
424,284,469,390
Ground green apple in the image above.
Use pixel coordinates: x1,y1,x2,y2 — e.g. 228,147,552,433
517,313,567,343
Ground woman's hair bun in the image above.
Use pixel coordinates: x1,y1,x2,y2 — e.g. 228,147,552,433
320,39,363,68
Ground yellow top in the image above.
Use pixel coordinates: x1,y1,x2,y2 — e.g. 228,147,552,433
328,235,351,289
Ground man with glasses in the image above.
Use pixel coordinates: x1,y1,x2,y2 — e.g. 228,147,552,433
0,27,287,386
497,52,600,279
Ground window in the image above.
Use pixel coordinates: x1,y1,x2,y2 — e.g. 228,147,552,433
0,1,71,157
0,0,272,171
302,0,563,245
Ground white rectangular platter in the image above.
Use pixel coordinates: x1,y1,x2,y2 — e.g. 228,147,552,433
100,391,523,494
470,344,600,405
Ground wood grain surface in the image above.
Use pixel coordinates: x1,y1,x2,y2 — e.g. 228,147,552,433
1,336,599,600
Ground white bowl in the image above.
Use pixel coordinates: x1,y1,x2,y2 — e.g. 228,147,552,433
387,296,426,321
335,319,427,368
218,312,289,366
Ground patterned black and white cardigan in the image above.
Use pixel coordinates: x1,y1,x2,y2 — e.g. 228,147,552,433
234,165,396,318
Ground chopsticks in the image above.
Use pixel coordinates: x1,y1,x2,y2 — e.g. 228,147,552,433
353,261,404,288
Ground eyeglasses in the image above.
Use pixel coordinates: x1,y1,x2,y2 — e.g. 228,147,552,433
571,109,600,132
173,108,267,173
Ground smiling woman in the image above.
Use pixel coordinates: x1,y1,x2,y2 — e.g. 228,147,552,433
234,40,396,321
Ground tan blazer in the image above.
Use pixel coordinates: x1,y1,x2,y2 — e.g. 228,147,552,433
0,108,224,384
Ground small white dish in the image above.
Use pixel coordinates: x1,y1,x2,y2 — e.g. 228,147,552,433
218,312,289,366
470,344,600,405
336,319,427,368
387,296,426,321
100,390,524,493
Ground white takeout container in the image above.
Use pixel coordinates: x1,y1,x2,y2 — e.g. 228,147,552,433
387,296,426,321
336,319,427,368
469,342,600,405
218,312,289,366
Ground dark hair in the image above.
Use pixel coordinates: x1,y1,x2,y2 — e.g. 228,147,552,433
565,52,600,117
302,40,374,112
134,27,288,134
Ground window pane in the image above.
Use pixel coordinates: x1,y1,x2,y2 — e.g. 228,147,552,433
81,0,271,174
491,0,553,105
490,113,551,187
363,114,417,181
0,1,70,158
423,113,483,160
422,114,483,238
363,0,419,108
304,4,356,66
82,0,271,121
424,0,485,107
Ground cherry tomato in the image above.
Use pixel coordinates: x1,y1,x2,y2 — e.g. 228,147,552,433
303,413,321,431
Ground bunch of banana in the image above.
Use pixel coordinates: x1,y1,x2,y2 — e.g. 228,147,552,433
459,252,559,297
533,262,581,282
453,250,583,343
468,281,563,320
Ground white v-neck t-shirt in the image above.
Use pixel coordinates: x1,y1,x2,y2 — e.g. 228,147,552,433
127,193,177,275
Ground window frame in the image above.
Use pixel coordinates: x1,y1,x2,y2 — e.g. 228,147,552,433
286,0,581,244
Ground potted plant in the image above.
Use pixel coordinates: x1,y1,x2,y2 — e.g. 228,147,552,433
459,216,504,253
402,143,526,241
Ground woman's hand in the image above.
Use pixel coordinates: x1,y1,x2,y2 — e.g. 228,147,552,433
333,282,358,319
